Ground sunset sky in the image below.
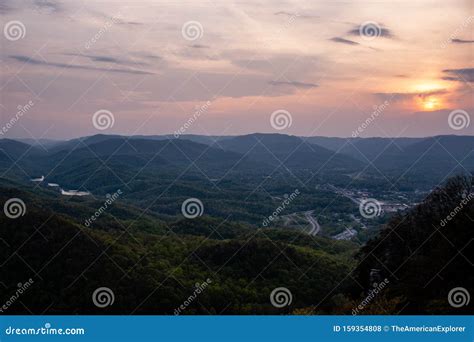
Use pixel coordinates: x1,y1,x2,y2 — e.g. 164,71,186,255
1,0,473,139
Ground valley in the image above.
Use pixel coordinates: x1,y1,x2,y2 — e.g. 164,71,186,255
0,133,472,314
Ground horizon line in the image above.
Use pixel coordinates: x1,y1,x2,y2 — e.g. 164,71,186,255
2,132,474,143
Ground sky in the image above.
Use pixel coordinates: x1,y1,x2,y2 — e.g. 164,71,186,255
0,0,473,140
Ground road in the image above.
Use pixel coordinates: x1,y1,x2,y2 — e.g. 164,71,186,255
305,211,321,236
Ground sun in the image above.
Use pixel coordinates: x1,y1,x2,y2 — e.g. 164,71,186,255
422,97,439,110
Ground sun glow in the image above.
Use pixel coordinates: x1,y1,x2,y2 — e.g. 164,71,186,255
414,83,443,93
411,82,447,111
421,96,440,110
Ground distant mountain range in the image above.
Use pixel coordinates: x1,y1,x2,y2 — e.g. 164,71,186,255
1,133,473,190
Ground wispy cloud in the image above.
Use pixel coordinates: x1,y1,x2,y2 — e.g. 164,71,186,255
117,21,143,26
0,1,14,14
442,68,474,83
269,80,318,89
9,55,154,75
190,44,210,49
374,89,449,102
136,53,161,60
451,39,474,44
63,53,149,67
329,37,359,46
274,11,318,19
34,0,62,13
